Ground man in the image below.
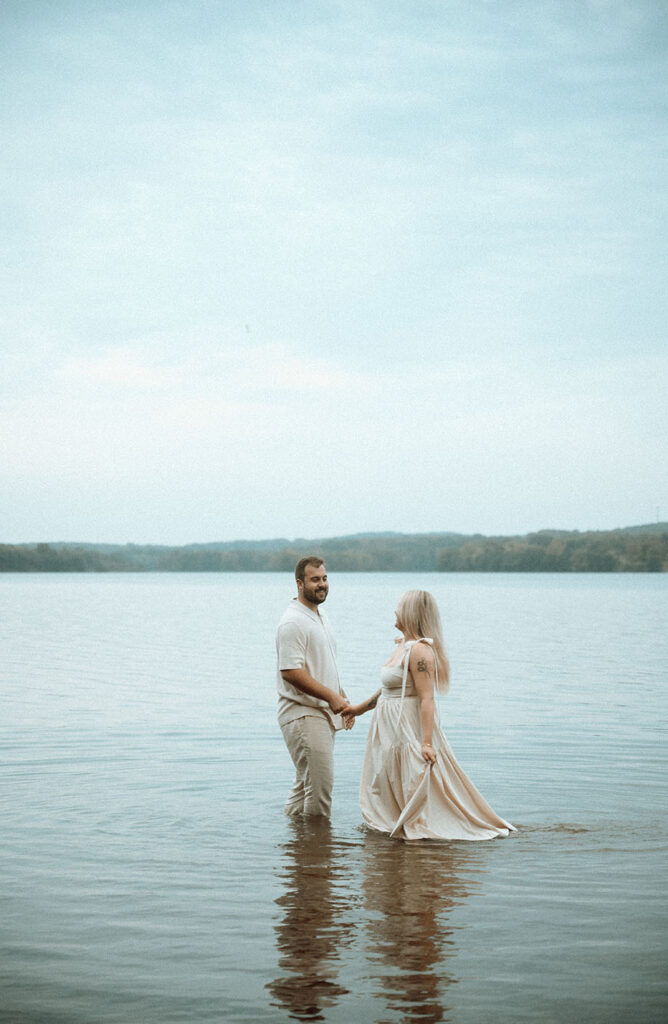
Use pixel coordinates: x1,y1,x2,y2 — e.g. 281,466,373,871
276,556,352,818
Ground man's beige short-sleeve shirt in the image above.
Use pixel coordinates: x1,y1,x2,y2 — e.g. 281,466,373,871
276,599,343,730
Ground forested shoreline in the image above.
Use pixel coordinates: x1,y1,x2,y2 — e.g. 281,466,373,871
1,524,666,572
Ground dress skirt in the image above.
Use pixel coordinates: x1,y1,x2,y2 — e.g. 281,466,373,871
359,695,515,841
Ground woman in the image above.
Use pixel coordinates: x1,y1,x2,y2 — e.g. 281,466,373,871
344,590,515,841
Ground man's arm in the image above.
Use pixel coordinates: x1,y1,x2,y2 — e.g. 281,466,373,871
280,668,352,715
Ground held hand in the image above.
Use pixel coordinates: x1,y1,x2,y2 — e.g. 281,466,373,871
421,742,437,764
341,702,365,730
328,692,352,716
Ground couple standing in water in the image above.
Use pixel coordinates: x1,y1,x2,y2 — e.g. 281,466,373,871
276,555,514,841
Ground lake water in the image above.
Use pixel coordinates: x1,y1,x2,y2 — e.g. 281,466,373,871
1,572,666,1023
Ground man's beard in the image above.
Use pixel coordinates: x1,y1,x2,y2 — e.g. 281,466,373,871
304,584,328,605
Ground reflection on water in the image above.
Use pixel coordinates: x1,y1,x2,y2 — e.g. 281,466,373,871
267,819,355,1021
268,820,483,1024
360,833,482,1024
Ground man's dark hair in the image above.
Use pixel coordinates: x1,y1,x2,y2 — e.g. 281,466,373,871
295,556,325,582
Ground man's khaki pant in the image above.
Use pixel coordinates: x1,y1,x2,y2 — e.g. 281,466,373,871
280,715,335,817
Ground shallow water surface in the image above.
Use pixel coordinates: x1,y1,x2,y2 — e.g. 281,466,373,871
1,572,666,1022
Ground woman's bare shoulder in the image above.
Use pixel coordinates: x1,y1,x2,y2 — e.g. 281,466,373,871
409,640,435,665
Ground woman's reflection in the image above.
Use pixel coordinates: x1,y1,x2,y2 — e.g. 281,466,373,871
361,833,481,1023
267,818,354,1021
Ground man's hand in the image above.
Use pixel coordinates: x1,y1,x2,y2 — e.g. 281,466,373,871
340,691,380,727
341,700,369,730
328,692,352,716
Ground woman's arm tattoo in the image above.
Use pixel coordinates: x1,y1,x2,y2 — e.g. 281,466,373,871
367,693,379,710
417,658,431,673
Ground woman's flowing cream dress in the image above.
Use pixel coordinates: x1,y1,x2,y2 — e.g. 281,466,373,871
359,641,515,841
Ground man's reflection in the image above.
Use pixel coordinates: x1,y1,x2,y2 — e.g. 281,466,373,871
361,833,481,1023
267,818,354,1022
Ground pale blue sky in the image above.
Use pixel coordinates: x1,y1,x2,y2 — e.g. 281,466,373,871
2,0,667,543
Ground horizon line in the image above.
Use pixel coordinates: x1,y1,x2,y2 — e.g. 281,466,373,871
4,520,667,548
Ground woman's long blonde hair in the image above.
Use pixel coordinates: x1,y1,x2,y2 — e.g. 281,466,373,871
396,590,450,692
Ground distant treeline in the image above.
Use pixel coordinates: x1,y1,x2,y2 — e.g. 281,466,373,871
1,525,667,572
436,529,667,572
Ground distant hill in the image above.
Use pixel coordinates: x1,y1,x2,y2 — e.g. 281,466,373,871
1,523,667,572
